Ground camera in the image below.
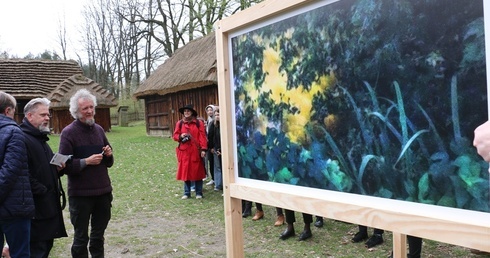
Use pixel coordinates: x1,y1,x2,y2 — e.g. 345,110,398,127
181,135,190,143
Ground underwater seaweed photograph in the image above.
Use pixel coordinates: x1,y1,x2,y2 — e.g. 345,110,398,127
230,0,489,212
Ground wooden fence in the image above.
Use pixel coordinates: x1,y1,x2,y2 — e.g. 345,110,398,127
110,111,145,125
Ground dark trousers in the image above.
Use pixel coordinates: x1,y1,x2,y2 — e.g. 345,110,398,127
358,225,384,235
284,209,313,224
30,239,54,258
407,236,422,258
69,193,112,258
0,218,31,258
276,207,283,216
242,201,263,213
184,180,203,196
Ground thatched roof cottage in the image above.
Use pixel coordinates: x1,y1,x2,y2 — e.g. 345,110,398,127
0,59,117,133
133,32,218,137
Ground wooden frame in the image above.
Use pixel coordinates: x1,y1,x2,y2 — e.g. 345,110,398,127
215,0,490,256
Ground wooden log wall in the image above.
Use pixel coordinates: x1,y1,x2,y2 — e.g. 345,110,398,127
50,108,112,134
144,84,218,137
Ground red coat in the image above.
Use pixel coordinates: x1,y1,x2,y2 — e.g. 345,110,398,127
173,118,207,181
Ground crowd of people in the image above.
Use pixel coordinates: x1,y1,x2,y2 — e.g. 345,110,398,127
0,89,114,258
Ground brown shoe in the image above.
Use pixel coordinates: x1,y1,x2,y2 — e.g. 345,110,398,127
274,214,285,226
252,210,264,221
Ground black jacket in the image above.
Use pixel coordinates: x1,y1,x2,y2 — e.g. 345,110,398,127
207,122,221,152
21,118,67,241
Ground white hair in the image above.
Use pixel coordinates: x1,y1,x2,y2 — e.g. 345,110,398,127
69,89,97,119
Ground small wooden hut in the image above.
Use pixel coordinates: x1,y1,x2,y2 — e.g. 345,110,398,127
0,59,117,133
133,32,218,137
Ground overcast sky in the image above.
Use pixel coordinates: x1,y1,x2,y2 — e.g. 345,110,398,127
0,0,86,59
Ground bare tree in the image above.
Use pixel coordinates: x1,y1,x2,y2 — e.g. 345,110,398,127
81,0,118,96
56,17,68,60
77,0,263,99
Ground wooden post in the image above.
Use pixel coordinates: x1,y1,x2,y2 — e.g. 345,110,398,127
216,21,245,257
392,233,407,258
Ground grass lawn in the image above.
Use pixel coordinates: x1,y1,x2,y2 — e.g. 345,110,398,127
47,122,488,257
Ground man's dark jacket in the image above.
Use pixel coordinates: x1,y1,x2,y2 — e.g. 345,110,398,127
0,115,35,219
21,118,67,241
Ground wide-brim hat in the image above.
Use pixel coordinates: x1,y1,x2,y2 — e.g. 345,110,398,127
179,104,198,117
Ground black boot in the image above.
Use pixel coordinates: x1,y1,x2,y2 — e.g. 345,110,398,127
242,201,252,218
314,216,323,228
279,224,295,240
352,225,369,243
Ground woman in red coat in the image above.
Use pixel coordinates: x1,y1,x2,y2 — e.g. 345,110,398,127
173,104,207,199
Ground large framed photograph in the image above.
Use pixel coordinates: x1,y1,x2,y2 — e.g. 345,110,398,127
216,0,490,254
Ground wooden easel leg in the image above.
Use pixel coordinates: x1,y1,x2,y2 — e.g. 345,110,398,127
393,232,407,258
224,195,245,258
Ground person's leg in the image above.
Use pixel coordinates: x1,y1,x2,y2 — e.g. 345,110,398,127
280,209,296,240
89,193,112,258
205,152,214,185
242,201,252,217
209,150,215,181
3,218,30,258
213,153,222,191
298,213,313,241
183,181,191,199
284,209,296,224
252,203,264,221
365,228,384,248
407,236,422,258
69,196,93,258
195,180,204,198
314,216,324,228
30,239,54,258
352,225,369,242
358,225,368,234
276,208,283,216
203,154,209,178
274,207,284,226
302,213,313,225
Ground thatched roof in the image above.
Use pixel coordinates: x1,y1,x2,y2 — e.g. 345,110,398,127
133,32,217,98
47,74,117,109
0,59,117,108
0,59,83,98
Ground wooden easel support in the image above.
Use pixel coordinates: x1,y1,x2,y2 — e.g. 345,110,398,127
392,232,407,258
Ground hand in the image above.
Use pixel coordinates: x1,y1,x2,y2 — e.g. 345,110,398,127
200,150,206,158
101,145,113,157
473,120,490,163
85,153,104,166
57,162,66,171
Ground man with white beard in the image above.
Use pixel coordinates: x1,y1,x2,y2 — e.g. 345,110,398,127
58,89,114,258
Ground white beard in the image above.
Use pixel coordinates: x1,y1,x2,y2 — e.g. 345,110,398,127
39,124,50,133
84,118,95,126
